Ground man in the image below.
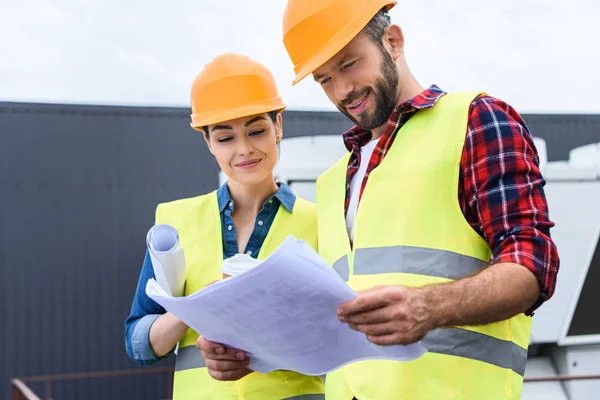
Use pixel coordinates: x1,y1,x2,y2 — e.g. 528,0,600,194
280,0,560,399
198,1,559,399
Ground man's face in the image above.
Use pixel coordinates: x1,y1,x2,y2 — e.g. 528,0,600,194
312,32,399,131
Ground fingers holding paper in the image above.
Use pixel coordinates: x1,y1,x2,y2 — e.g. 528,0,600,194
196,336,247,360
205,359,252,381
336,285,434,346
196,336,253,381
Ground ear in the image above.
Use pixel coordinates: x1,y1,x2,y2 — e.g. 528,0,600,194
202,130,215,155
383,24,404,61
275,113,283,142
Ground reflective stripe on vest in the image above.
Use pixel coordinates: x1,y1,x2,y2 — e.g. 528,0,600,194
175,346,205,371
333,245,487,281
332,257,350,281
331,246,526,376
175,348,338,385
422,328,527,376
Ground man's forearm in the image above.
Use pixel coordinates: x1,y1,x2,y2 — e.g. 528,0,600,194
423,262,540,329
149,312,189,357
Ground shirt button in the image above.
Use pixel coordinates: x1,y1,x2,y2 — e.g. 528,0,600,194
227,225,233,231
258,220,263,226
268,199,273,204
246,251,252,255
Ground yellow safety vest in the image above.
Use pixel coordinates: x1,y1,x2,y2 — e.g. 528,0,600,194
155,191,326,400
316,92,532,400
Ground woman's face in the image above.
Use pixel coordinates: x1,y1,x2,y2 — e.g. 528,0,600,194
204,112,282,187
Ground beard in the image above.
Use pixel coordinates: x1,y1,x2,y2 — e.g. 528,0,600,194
337,48,399,131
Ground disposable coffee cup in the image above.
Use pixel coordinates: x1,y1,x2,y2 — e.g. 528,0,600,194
221,253,261,279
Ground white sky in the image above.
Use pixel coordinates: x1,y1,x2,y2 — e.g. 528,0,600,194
1,0,599,113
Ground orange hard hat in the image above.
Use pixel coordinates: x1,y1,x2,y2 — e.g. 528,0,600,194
190,53,286,130
283,0,397,85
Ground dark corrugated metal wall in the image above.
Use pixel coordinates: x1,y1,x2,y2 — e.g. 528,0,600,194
1,101,598,400
1,103,214,400
523,113,600,161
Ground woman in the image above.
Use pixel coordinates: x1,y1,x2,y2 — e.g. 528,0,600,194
124,53,325,400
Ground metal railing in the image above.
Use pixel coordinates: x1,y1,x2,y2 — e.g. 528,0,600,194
10,367,174,400
11,379,41,400
524,373,600,383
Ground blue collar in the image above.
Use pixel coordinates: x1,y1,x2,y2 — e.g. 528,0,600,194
217,181,296,213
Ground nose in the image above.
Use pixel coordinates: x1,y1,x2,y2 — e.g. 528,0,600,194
333,76,354,104
236,136,255,156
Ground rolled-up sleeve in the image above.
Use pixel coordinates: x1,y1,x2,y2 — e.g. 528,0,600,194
124,250,173,366
460,95,560,314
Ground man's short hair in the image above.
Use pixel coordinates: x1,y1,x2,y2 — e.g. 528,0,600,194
361,7,392,47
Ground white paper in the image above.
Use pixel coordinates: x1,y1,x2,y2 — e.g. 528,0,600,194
145,235,427,376
146,224,186,297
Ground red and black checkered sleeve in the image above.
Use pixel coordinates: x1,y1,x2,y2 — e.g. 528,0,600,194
459,95,560,315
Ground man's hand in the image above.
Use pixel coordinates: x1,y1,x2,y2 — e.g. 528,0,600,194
196,336,253,381
337,285,434,346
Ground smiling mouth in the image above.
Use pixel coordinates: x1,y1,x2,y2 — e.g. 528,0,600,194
235,159,261,169
347,90,369,111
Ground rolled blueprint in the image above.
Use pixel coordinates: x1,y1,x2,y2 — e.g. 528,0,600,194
146,224,186,297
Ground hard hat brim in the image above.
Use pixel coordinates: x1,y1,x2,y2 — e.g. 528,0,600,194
291,1,396,86
190,98,286,130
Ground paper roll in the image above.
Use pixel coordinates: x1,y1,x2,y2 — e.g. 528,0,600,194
146,224,187,297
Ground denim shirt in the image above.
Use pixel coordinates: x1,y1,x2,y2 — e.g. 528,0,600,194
124,182,296,366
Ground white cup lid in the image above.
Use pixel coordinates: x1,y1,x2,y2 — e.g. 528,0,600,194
221,253,261,277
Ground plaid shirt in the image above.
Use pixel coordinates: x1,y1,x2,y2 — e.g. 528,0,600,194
343,85,559,314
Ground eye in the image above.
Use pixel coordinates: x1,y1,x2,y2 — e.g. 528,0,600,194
249,129,265,136
342,60,357,70
320,77,331,86
217,136,233,143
